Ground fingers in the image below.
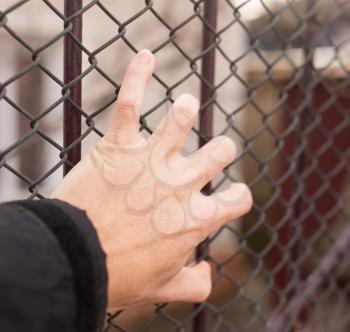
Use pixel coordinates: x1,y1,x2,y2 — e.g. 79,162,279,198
149,93,199,155
190,183,252,237
208,183,252,233
106,49,155,145
190,136,236,190
156,261,212,303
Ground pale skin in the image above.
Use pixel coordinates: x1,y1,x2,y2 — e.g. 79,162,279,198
51,49,253,310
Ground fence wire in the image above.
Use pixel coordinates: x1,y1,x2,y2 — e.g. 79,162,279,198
1,0,350,331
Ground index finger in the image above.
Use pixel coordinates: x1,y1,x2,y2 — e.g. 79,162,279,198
106,49,155,146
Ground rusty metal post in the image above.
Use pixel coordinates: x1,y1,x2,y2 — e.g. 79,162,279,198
194,1,218,331
273,0,316,310
63,0,82,175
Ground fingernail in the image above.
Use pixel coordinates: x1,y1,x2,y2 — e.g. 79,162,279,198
136,49,152,64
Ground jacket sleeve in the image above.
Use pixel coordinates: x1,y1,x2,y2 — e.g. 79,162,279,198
0,199,108,332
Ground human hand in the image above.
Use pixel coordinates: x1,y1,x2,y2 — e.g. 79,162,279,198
51,49,252,310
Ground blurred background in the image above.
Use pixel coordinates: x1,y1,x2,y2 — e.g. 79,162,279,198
1,0,350,331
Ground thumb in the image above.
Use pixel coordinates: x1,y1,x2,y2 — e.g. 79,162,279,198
157,261,212,303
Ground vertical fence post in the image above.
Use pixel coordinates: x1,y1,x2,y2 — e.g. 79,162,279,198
63,0,82,175
291,0,316,325
272,0,316,308
194,1,218,331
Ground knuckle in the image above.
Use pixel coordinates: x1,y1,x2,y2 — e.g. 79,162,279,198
173,106,196,127
127,65,144,79
187,194,216,238
117,94,136,112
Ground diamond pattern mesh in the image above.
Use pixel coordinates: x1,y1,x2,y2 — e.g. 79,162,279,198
0,1,349,331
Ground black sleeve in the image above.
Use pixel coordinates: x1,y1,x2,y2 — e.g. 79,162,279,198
0,199,108,332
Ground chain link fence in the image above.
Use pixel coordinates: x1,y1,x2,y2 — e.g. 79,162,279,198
1,0,350,331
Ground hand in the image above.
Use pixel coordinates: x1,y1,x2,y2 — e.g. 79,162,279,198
51,49,252,310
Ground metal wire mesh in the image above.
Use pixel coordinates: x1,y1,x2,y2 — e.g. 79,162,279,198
1,0,350,331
